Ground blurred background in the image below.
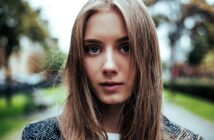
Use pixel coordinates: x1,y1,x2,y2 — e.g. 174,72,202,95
0,0,213,139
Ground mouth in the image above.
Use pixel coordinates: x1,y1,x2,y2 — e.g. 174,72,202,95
99,82,124,91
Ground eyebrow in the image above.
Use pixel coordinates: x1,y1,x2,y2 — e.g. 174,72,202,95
84,35,129,44
84,39,102,44
117,36,129,43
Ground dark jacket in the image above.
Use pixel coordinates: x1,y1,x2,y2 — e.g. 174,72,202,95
22,116,203,140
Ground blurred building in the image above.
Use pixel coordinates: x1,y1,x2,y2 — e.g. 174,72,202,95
0,36,59,85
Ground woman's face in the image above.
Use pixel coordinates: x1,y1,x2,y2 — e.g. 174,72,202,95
83,9,135,105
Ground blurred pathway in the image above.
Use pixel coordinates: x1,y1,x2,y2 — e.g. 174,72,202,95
162,100,214,140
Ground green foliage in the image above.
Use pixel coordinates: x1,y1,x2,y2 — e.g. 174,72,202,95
41,84,67,105
188,36,208,65
0,117,25,139
204,21,214,46
201,50,214,70
0,94,35,139
174,78,214,86
150,0,214,68
0,0,49,69
42,48,66,75
0,85,66,139
0,0,48,42
164,89,214,123
0,94,27,116
188,15,214,65
182,1,214,65
152,14,170,27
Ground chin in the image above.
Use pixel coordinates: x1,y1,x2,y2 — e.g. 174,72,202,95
102,101,123,105
99,96,128,105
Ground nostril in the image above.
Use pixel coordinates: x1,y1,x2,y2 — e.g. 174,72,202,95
102,69,117,78
103,68,117,74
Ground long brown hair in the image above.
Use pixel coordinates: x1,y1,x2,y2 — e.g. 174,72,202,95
58,0,162,139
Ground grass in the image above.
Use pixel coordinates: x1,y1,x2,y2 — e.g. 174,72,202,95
0,84,66,139
164,89,214,123
0,94,33,138
41,84,67,105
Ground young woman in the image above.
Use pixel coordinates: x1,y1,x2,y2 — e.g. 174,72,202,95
22,0,203,140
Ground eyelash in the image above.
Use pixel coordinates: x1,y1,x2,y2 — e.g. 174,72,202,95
84,43,130,55
84,45,101,55
119,43,130,53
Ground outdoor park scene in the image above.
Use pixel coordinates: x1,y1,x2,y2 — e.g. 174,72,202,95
0,0,214,139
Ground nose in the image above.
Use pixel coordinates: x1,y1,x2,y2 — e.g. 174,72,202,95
101,49,118,77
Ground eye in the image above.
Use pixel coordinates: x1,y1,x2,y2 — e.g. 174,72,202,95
119,43,130,53
84,46,101,55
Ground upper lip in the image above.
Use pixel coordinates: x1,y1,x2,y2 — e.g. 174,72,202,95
99,81,124,86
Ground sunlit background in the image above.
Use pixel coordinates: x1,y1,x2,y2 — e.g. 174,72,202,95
0,0,214,139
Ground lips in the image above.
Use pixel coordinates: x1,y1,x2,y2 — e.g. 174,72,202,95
99,82,123,91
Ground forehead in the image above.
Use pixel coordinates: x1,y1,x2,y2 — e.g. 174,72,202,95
84,8,127,40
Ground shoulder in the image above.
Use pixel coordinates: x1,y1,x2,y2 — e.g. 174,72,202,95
22,117,62,140
162,115,203,140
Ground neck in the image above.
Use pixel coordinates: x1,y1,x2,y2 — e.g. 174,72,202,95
102,104,122,133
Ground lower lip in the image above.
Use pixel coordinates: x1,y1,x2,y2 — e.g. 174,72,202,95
100,84,122,91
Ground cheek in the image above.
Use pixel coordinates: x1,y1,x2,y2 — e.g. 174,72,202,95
83,61,91,78
84,58,102,72
83,59,99,81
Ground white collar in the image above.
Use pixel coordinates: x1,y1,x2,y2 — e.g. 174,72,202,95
106,133,120,140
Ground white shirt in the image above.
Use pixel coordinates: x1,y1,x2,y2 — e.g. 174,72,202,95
107,133,120,140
